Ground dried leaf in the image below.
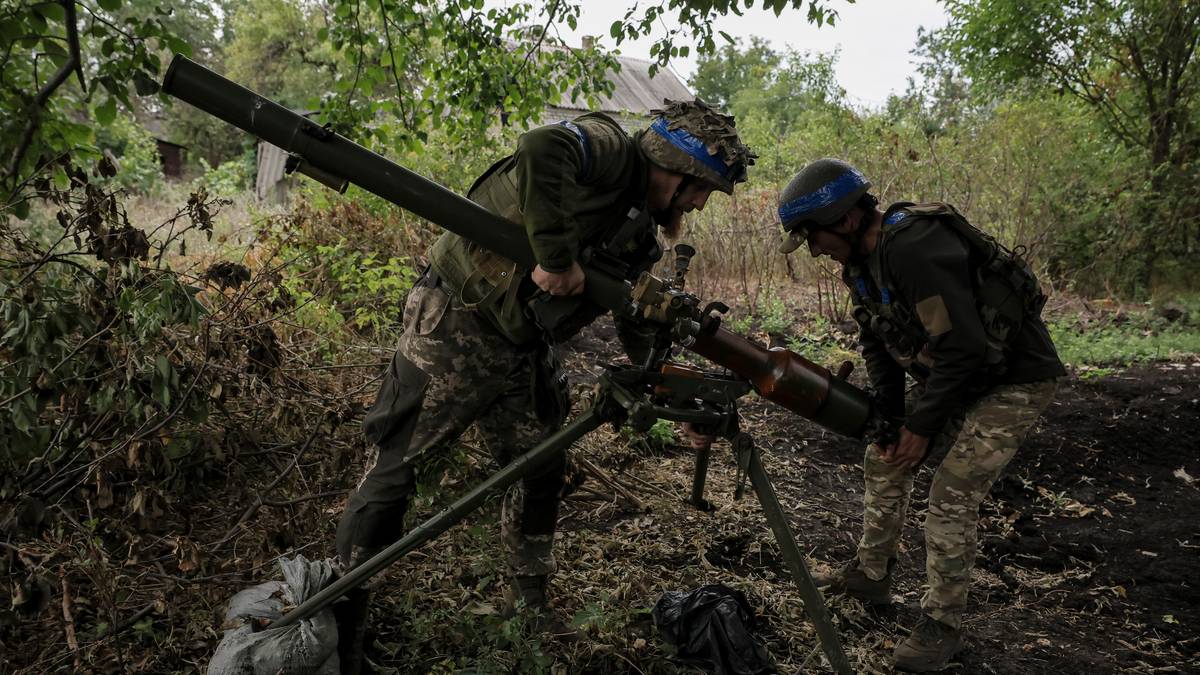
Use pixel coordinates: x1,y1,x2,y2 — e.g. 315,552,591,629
465,601,496,616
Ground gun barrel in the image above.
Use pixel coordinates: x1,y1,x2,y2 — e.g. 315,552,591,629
690,326,871,438
163,55,535,267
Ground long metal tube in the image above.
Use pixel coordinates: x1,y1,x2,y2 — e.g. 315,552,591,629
271,406,605,628
689,326,871,437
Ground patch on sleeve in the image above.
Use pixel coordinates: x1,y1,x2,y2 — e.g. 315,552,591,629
915,295,952,337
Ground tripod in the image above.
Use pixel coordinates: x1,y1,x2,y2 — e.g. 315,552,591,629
273,360,854,674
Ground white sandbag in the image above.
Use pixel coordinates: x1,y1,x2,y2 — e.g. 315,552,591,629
207,555,340,675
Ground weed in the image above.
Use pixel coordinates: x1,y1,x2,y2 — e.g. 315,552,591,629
647,419,678,446
1049,314,1200,367
727,312,754,334
759,292,792,335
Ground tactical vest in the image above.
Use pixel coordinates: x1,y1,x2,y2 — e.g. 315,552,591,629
429,114,660,345
847,202,1047,380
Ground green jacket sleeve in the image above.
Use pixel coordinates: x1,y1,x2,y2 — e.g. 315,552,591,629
511,120,635,273
511,124,588,273
886,223,988,436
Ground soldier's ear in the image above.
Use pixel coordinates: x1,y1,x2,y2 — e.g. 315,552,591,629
832,210,854,233
843,205,868,231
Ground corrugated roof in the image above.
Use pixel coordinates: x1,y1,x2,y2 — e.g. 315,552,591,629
555,54,692,114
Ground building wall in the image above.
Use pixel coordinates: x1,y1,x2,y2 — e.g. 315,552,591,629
156,141,185,178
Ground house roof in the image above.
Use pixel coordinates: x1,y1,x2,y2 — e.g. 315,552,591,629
554,54,693,114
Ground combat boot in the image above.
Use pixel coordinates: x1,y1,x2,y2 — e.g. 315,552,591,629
502,575,580,641
335,546,384,675
893,614,964,672
810,557,895,605
333,585,372,675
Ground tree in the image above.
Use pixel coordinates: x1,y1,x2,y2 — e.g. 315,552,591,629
691,38,845,131
224,0,342,110
691,36,781,109
938,0,1200,282
0,0,189,207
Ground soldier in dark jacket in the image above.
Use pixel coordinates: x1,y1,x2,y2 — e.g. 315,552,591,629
778,159,1065,672
334,100,753,668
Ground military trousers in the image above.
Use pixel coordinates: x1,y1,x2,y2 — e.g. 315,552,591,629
336,279,569,578
856,378,1059,629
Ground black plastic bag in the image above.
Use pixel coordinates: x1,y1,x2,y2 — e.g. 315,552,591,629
652,584,776,675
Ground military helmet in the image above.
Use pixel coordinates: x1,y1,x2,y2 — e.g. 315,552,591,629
777,158,871,254
639,99,755,194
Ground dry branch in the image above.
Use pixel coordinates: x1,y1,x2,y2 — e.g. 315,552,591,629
214,422,325,548
575,456,646,511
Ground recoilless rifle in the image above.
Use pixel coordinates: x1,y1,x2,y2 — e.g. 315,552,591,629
163,55,895,674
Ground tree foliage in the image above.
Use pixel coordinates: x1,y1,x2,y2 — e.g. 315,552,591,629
0,0,191,209
691,36,782,109
940,0,1200,173
937,0,1200,288
612,0,849,76
692,37,844,125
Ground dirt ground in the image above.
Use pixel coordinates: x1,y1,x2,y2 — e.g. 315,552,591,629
4,320,1198,674
547,322,1200,674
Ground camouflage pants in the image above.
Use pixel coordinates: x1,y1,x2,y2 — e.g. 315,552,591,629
856,378,1059,629
336,279,568,578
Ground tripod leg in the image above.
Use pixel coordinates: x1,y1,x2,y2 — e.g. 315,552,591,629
744,444,853,675
271,406,607,629
689,441,712,510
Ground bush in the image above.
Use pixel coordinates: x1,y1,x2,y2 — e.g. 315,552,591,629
260,200,422,338
195,149,255,196
0,165,216,483
94,115,163,194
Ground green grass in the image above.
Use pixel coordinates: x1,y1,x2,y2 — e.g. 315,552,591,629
1048,315,1200,367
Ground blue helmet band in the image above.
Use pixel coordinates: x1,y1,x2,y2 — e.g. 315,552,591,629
777,167,870,226
650,117,732,181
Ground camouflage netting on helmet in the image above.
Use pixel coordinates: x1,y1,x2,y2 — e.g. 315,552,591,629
640,99,756,194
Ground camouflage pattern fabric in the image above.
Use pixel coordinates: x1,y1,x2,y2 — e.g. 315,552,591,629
856,378,1059,629
640,99,755,193
336,280,568,578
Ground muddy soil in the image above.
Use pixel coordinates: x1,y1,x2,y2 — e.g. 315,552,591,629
559,323,1200,674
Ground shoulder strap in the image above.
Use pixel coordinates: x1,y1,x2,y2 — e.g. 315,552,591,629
900,202,1002,265
555,120,592,181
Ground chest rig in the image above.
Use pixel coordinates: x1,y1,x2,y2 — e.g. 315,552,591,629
847,203,1047,380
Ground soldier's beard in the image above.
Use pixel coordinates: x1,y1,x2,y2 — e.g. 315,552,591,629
651,207,684,239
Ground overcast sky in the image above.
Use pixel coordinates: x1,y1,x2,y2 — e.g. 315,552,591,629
553,0,949,109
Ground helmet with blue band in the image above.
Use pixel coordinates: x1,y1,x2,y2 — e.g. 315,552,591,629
638,99,754,194
778,158,873,254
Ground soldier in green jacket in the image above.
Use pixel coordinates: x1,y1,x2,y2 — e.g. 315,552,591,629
777,159,1065,672
333,100,753,668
